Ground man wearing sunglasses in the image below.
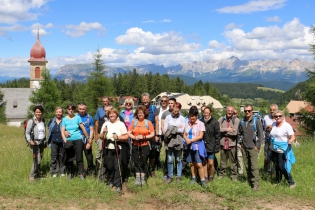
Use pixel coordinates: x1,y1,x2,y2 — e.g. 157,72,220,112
238,104,264,191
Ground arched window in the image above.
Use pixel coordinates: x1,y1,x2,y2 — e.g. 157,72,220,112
35,67,40,78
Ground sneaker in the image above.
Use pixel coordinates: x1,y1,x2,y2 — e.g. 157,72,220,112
232,177,238,182
289,183,296,189
166,177,173,184
140,177,146,185
252,186,259,191
60,173,65,177
273,183,279,187
80,174,85,181
176,177,181,183
201,181,207,188
67,174,72,180
162,174,169,180
52,174,57,178
135,177,141,186
29,177,35,181
109,183,114,188
190,179,197,185
115,187,122,193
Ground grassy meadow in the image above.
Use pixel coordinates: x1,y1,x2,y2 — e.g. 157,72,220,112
1,124,315,209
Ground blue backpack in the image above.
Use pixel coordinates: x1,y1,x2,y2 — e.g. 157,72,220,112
240,115,265,141
133,119,149,130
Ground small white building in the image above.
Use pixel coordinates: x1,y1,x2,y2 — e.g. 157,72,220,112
152,92,224,112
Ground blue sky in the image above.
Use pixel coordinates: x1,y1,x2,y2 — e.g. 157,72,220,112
0,0,314,77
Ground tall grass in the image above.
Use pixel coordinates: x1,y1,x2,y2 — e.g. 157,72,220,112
1,124,315,209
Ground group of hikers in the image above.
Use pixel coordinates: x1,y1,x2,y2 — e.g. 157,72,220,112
24,93,296,193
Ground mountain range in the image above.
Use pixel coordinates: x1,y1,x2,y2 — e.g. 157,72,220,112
55,56,314,91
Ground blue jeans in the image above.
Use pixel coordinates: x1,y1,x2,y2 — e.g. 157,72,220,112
167,149,182,178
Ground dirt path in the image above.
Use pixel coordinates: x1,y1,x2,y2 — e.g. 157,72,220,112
1,188,315,210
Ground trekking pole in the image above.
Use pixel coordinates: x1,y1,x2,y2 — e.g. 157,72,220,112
32,142,38,179
113,133,124,194
98,126,107,183
137,137,143,190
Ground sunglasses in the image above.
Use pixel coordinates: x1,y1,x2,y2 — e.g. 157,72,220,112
125,103,132,106
244,110,252,113
275,115,282,118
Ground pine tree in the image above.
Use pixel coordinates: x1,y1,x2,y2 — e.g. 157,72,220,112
84,47,113,116
28,69,61,120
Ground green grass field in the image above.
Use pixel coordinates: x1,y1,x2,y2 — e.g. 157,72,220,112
257,87,285,93
0,124,315,209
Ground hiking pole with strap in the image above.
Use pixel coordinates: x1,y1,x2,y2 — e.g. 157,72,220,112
113,133,124,194
98,126,107,183
32,142,38,178
137,137,143,190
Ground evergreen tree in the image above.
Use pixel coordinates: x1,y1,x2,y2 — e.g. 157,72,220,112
28,69,61,120
0,89,6,123
84,47,113,116
298,25,315,135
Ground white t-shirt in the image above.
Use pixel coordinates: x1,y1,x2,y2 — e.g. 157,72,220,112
264,114,274,127
157,107,168,135
270,121,294,153
37,122,46,140
100,120,127,149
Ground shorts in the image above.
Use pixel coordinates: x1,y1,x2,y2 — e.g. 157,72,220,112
207,152,215,160
185,150,203,164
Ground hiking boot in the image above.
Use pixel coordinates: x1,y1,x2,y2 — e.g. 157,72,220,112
115,187,122,193
151,171,156,178
162,174,169,180
67,174,72,180
135,177,141,186
190,179,197,185
201,181,207,188
176,177,181,183
208,176,214,182
166,177,173,184
80,174,85,181
290,183,296,189
252,186,259,191
29,177,35,181
140,177,146,185
109,183,114,188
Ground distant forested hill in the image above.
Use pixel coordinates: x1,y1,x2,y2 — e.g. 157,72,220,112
211,83,283,102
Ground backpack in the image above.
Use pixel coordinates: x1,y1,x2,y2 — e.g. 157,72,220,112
240,114,264,141
24,119,35,146
221,116,236,125
133,119,149,130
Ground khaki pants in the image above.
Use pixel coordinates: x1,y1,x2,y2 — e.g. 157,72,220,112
242,148,259,188
218,147,238,179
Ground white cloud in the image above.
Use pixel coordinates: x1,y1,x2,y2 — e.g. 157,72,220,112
265,16,282,22
115,27,200,54
224,23,243,30
64,22,105,37
142,19,172,24
215,0,287,14
208,40,225,49
30,22,53,36
0,0,49,24
0,24,28,38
